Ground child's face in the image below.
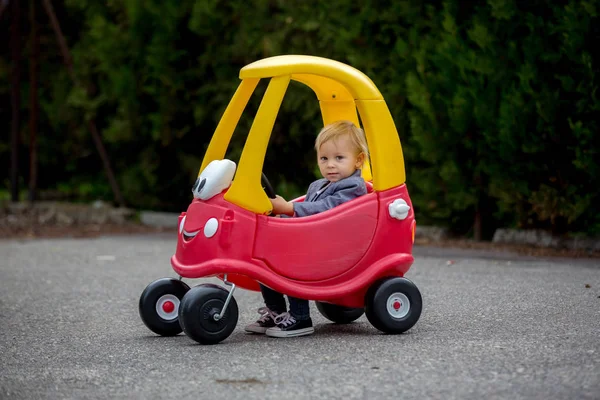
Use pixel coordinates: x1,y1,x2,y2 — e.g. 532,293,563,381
317,135,365,182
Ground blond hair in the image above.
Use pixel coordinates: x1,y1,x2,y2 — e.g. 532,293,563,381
314,120,369,162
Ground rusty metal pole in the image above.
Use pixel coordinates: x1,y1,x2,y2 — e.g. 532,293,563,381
0,0,9,19
9,0,21,202
28,0,39,203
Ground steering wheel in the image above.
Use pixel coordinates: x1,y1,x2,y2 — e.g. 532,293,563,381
261,172,276,199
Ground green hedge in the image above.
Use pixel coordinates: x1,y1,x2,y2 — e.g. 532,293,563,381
2,0,599,237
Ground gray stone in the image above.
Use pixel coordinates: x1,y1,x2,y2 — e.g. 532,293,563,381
139,211,180,228
1,201,139,229
38,208,56,225
493,228,600,251
56,212,74,225
6,215,21,226
7,202,28,214
89,212,108,225
415,225,449,241
108,208,135,224
92,200,107,209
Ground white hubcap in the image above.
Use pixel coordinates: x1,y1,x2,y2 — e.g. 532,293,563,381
156,294,180,321
386,293,410,319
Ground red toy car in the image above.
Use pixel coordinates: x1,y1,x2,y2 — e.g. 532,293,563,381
139,55,422,344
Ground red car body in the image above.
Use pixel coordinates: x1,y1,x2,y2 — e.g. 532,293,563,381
172,183,415,308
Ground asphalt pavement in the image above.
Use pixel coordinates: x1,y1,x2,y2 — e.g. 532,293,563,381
1,234,599,400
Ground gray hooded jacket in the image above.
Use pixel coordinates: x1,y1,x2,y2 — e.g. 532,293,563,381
292,169,367,217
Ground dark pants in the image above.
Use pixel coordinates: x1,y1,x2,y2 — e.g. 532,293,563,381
260,284,310,320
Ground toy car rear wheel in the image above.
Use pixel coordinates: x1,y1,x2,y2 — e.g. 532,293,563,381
315,302,364,324
139,278,190,336
365,277,422,334
178,284,238,345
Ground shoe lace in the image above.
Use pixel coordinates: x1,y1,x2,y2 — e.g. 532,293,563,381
273,312,296,327
256,307,276,323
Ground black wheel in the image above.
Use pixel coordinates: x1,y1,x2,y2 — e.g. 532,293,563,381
139,278,190,336
178,284,239,345
365,277,422,334
315,302,364,324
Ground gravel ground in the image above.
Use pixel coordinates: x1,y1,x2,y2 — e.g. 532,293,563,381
1,234,598,400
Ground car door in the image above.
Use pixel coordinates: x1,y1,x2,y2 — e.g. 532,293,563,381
253,193,378,281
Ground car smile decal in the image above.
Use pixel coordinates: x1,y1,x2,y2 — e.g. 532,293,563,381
182,229,200,241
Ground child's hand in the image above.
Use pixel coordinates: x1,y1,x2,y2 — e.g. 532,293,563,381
270,195,294,216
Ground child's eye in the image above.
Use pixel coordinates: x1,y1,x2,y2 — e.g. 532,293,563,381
320,157,327,162
336,156,344,161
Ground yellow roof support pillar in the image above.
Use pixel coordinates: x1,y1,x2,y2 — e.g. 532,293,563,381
356,100,405,189
225,75,291,214
200,78,260,174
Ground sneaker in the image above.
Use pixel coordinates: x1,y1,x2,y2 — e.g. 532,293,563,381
265,313,314,338
244,307,279,334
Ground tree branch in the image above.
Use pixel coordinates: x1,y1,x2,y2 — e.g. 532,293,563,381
41,0,126,207
0,0,9,20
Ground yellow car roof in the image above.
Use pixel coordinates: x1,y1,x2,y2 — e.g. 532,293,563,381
202,55,407,214
240,55,383,101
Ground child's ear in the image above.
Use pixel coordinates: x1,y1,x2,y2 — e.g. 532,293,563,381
355,152,366,169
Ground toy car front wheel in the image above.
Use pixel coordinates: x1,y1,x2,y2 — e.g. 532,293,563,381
178,284,238,345
315,302,364,324
139,278,190,336
365,277,422,334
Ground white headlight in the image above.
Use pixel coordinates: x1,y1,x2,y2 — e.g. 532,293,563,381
195,159,237,200
204,218,218,238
